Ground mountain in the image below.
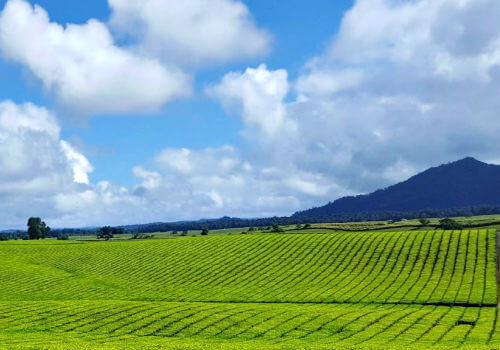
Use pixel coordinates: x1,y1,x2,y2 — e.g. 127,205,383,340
293,157,500,218
20,157,500,239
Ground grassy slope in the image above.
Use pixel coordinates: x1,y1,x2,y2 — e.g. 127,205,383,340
65,214,500,241
0,230,495,305
0,230,498,349
0,301,497,349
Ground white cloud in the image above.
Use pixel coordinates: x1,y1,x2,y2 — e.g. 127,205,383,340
0,101,161,229
132,166,161,191
202,0,500,211
296,68,364,98
0,101,84,189
108,0,270,66
60,141,93,184
0,100,95,226
327,0,500,81
154,146,239,175
2,0,500,228
154,148,195,174
0,0,191,116
284,175,332,197
133,145,309,219
284,0,500,194
207,64,295,136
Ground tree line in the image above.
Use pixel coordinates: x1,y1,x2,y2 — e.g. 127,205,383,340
110,205,500,234
0,206,498,240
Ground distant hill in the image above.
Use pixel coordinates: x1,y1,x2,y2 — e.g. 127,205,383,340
293,157,500,219
22,157,500,239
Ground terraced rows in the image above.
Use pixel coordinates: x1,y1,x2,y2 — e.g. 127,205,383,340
0,301,498,349
0,230,496,305
0,230,498,349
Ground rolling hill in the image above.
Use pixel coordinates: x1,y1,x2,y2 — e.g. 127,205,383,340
293,157,500,219
25,157,500,239
0,230,498,348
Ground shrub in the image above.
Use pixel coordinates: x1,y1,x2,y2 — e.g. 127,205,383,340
439,218,463,230
27,217,50,240
97,226,114,240
419,218,430,226
131,233,154,239
272,224,284,233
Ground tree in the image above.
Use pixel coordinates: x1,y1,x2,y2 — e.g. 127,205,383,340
181,230,188,236
303,223,311,229
57,233,69,240
419,218,430,226
112,227,125,236
96,226,124,240
439,218,463,230
42,223,50,238
272,224,284,233
27,217,49,240
131,232,154,239
201,227,209,235
97,226,114,240
295,224,303,230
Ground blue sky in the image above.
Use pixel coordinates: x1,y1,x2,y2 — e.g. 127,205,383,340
0,0,352,188
0,0,499,228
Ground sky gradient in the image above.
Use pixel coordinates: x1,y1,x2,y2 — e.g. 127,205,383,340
0,0,498,229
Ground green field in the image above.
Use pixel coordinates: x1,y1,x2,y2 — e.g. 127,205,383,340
0,230,498,348
62,214,500,241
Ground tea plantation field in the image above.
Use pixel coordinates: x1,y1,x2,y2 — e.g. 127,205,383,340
0,230,498,349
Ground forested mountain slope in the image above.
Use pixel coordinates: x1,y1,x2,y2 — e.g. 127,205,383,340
293,157,500,218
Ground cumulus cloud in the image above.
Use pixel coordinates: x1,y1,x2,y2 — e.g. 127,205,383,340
108,0,270,66
0,101,166,228
0,101,154,228
292,0,500,191
0,101,88,188
0,0,270,117
60,141,93,184
327,0,500,81
132,145,312,219
2,0,500,228
0,101,94,225
202,0,500,211
0,0,191,116
296,68,364,98
154,146,240,175
207,64,295,136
